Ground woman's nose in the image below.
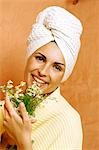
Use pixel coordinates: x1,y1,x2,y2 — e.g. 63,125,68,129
39,64,50,76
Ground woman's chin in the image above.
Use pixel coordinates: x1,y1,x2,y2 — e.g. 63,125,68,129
39,84,49,93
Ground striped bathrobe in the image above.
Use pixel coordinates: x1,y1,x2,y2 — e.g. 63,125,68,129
31,88,83,150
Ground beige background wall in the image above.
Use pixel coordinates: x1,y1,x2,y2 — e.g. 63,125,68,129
0,0,99,149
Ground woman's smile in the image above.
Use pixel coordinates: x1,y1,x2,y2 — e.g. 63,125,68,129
31,74,49,88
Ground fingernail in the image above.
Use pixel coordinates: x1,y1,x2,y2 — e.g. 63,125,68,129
20,102,24,107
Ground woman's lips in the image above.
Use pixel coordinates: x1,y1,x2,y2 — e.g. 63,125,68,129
31,74,49,87
34,76,45,84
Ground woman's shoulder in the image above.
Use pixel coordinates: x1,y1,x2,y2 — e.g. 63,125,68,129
60,94,81,119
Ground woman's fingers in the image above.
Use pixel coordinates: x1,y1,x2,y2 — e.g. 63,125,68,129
4,95,36,126
4,104,10,121
5,93,15,117
30,116,36,123
4,94,22,125
19,102,29,123
19,103,36,124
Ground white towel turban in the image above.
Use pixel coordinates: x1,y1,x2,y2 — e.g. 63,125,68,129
27,6,83,82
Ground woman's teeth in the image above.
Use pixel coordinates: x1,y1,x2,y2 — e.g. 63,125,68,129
33,76,46,87
34,76,45,83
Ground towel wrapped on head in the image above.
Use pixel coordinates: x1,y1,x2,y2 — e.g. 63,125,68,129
27,6,83,82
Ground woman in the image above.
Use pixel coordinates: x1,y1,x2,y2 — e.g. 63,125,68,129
1,6,83,149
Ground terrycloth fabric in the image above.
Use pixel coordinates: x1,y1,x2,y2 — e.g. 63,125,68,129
31,88,83,150
27,6,83,82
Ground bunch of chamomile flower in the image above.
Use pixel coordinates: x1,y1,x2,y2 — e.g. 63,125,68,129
0,80,45,117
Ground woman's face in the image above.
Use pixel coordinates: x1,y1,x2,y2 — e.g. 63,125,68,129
24,42,65,94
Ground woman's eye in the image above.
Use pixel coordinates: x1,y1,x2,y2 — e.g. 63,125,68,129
54,65,62,71
35,56,45,62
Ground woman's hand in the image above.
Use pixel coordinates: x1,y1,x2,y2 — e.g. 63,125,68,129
3,94,35,150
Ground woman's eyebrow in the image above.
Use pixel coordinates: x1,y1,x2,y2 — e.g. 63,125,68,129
35,52,46,59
